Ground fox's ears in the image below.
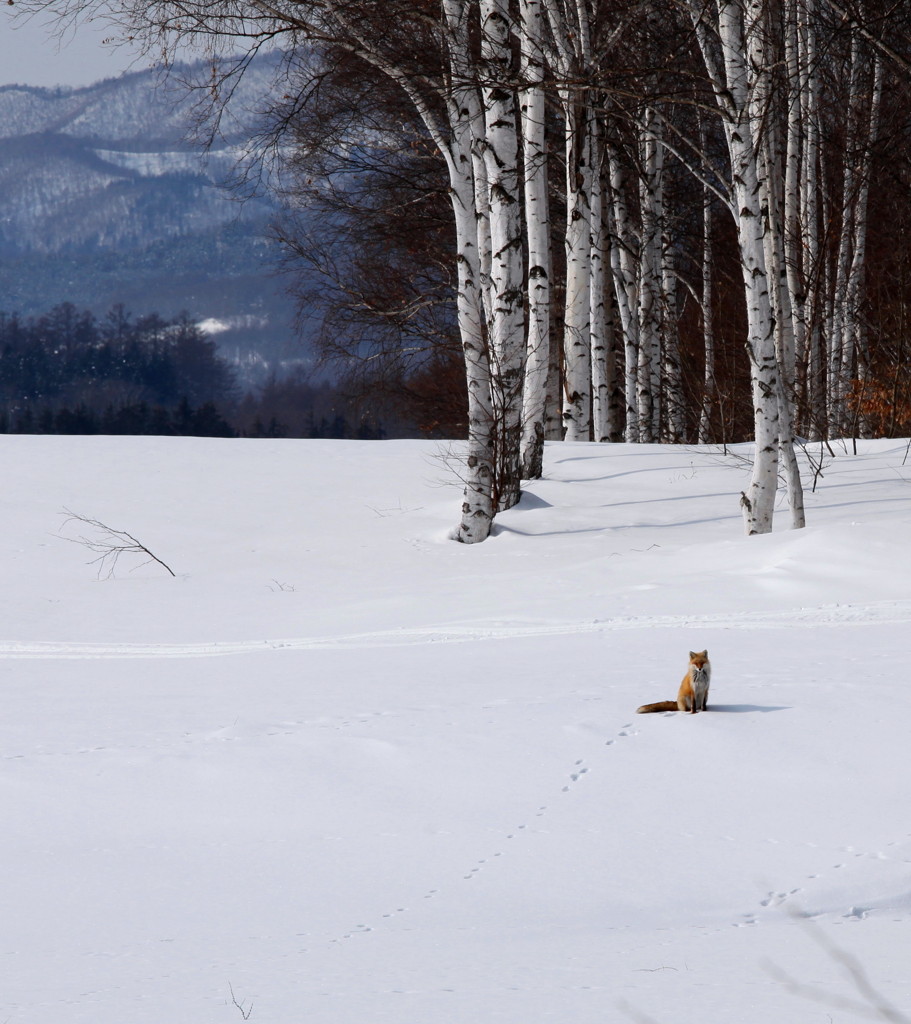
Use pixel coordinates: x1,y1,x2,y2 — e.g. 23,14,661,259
689,649,708,658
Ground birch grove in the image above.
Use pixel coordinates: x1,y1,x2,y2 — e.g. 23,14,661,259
17,0,911,539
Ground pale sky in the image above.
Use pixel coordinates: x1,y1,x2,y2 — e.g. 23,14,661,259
1,10,152,88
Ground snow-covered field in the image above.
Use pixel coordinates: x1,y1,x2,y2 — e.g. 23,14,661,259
3,434,911,1023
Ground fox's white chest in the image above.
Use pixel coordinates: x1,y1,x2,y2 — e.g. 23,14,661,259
691,664,711,699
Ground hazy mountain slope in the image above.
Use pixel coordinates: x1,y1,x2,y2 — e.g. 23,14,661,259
0,62,276,253
0,60,304,379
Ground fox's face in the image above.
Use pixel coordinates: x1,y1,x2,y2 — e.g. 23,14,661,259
688,650,709,669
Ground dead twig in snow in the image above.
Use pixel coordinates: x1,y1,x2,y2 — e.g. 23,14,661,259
228,983,254,1020
58,509,176,579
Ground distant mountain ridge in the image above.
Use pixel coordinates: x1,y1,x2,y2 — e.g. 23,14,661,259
0,72,192,141
0,59,277,252
0,54,279,141
0,58,304,382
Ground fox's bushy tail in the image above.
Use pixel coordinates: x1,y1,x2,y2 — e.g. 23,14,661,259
636,700,679,714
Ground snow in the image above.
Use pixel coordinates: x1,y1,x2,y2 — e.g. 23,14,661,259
198,315,271,337
3,434,911,1023
92,148,212,177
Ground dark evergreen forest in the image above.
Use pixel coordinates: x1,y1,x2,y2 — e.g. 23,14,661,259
0,303,385,439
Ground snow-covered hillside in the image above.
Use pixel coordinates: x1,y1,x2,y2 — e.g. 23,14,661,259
0,61,299,372
0,67,274,255
3,435,911,1023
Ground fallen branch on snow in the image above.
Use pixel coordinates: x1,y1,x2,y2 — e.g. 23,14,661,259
58,509,176,579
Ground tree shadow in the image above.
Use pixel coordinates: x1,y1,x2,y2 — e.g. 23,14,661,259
515,490,553,510
709,704,791,713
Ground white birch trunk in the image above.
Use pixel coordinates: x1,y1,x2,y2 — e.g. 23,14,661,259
660,118,682,446
827,32,863,437
605,284,625,441
545,0,594,442
562,96,593,441
766,153,806,531
590,112,610,442
760,115,805,529
740,0,781,532
472,148,493,328
715,0,780,533
606,140,640,442
449,177,496,543
699,174,716,443
637,110,663,443
843,49,883,438
440,0,496,542
662,252,684,442
783,0,808,425
690,0,782,529
800,0,824,437
519,0,551,479
480,0,525,510
544,338,563,440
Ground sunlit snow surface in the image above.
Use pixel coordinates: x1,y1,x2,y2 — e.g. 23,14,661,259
3,436,911,1023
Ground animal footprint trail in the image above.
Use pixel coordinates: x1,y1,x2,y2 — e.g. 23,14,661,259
742,833,911,930
464,859,488,880
606,722,640,746
327,724,632,945
734,913,758,928
759,887,803,908
563,759,590,792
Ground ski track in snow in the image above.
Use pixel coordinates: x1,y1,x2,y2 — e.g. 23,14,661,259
1,599,910,660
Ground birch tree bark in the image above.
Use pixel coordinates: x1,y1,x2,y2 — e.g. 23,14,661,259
441,0,497,541
545,0,595,442
637,107,664,443
606,138,641,442
519,0,552,479
760,108,805,529
783,0,808,429
662,247,684,442
842,47,883,438
799,0,825,436
479,0,525,509
827,31,863,437
590,111,611,442
699,157,716,443
562,100,594,440
692,0,781,533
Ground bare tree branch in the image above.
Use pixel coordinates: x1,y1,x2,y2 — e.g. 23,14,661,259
58,509,177,579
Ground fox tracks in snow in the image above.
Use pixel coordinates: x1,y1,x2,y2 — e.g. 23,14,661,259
327,718,639,947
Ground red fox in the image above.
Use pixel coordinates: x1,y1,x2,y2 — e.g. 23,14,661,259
637,651,711,714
